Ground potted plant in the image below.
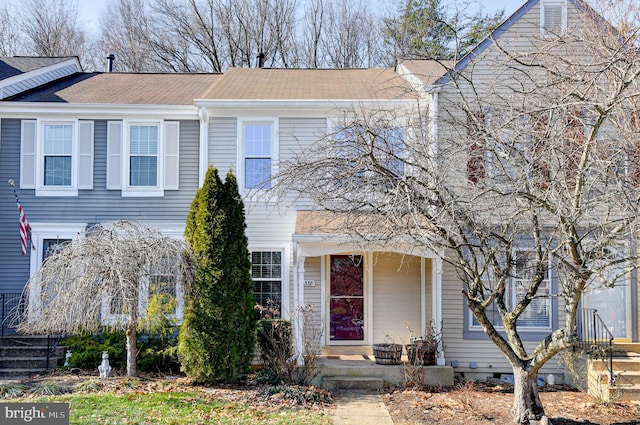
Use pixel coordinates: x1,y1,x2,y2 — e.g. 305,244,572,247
373,335,402,365
404,320,441,366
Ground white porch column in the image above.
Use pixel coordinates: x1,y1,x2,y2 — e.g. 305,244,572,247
293,250,306,365
431,257,445,365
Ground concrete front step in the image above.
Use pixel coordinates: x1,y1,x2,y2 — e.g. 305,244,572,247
323,376,384,391
0,335,64,378
606,385,640,402
0,357,62,369
322,346,374,356
612,343,640,354
0,336,53,347
595,371,640,386
591,358,640,372
0,346,62,357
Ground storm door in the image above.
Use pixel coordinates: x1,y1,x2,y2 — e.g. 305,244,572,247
329,255,364,342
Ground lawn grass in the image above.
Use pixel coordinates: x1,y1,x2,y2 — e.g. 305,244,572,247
18,390,331,425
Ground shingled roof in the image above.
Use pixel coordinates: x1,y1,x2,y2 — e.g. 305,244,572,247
201,67,417,101
8,72,221,105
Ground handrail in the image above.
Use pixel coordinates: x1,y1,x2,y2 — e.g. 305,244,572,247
576,308,615,385
1,293,24,336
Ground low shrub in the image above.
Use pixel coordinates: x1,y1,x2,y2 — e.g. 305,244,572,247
61,329,179,374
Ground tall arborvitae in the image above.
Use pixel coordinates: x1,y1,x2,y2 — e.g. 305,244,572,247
219,170,256,380
179,166,254,383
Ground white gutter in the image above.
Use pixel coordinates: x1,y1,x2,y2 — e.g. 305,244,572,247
193,99,416,109
0,103,199,119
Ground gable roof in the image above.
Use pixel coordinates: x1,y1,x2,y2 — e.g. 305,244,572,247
433,0,601,86
7,72,221,105
200,67,416,101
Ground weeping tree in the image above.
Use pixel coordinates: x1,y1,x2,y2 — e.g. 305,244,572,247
271,3,640,423
17,220,192,377
178,167,255,384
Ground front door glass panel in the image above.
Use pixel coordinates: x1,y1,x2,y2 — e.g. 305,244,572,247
329,255,364,341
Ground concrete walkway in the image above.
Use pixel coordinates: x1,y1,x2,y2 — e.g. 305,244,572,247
331,390,394,425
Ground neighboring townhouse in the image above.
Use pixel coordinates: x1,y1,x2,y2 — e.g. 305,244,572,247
0,0,637,389
0,69,219,330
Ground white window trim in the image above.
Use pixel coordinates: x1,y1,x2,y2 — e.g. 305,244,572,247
468,249,553,331
540,0,567,36
28,222,87,318
237,117,279,192
122,120,164,197
250,247,287,318
36,119,78,197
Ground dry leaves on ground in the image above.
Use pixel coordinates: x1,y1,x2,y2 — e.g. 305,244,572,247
383,381,640,425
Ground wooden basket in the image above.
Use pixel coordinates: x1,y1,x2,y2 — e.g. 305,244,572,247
373,343,403,365
406,343,437,366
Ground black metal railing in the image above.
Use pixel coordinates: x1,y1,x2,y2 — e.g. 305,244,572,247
576,308,615,385
1,293,24,336
46,334,65,370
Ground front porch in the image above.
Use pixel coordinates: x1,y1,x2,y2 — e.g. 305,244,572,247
311,346,454,389
290,212,446,368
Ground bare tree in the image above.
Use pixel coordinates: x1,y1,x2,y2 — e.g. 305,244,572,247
17,221,192,377
98,0,156,72
320,0,384,68
271,3,640,423
300,0,325,68
20,0,88,58
0,4,24,56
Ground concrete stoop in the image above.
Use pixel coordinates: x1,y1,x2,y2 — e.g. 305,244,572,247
588,343,640,402
313,355,454,389
0,335,64,379
323,376,384,391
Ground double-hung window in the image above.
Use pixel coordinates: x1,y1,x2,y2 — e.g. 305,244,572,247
43,124,73,186
252,251,283,318
129,124,159,187
470,248,552,331
243,120,276,190
106,120,179,197
20,119,94,196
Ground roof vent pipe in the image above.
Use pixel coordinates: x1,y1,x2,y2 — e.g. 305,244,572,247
107,54,115,72
256,52,265,68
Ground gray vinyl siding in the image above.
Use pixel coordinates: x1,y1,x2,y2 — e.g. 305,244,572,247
0,118,200,293
0,119,30,292
208,117,237,173
372,253,422,344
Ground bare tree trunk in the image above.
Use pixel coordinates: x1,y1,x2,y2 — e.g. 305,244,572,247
126,321,137,377
512,366,550,425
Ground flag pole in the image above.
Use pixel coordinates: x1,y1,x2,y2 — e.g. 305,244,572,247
8,179,34,254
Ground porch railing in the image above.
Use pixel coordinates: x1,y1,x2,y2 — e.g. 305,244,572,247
1,293,24,336
576,308,615,385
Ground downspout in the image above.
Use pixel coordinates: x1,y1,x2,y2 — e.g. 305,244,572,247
198,106,208,186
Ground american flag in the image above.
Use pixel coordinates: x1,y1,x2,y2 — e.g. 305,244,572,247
9,180,30,255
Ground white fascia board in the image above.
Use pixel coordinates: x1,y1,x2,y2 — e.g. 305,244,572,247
193,99,415,109
0,103,199,120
